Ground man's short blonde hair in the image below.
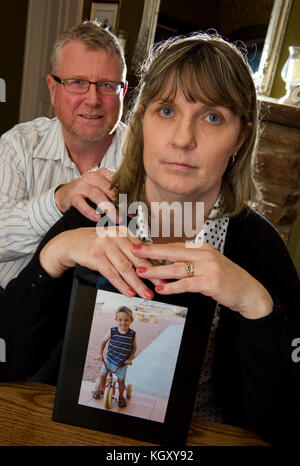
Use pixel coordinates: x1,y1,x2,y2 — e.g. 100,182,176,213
50,20,126,76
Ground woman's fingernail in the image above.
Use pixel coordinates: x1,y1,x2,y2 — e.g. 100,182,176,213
137,267,147,274
155,286,165,292
132,244,142,250
144,289,154,299
127,289,136,297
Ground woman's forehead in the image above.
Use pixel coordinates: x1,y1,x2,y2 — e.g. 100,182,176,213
150,81,218,106
149,69,220,104
145,65,244,115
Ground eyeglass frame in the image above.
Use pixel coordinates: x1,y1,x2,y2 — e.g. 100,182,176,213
51,74,127,95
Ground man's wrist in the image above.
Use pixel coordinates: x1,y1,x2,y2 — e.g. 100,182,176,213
54,183,68,213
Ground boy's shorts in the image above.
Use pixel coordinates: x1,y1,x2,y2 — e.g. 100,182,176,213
101,358,127,380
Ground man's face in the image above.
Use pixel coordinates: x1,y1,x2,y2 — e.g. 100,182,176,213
47,40,126,144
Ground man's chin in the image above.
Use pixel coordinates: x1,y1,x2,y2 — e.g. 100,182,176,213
77,134,106,143
73,129,109,143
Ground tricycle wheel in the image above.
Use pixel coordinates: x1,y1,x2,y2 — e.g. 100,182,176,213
126,383,132,399
104,387,113,409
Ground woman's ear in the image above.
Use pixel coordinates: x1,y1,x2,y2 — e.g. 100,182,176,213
139,105,145,121
234,122,252,154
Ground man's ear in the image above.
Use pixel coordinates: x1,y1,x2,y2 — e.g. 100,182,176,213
122,80,128,96
46,74,56,106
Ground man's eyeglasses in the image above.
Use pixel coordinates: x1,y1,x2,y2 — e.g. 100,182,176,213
51,75,126,95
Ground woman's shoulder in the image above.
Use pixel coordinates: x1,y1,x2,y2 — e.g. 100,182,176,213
229,207,284,243
225,207,291,268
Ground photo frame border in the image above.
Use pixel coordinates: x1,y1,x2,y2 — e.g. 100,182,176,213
52,274,214,445
90,2,120,32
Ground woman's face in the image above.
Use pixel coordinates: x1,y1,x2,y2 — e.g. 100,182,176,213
141,87,246,209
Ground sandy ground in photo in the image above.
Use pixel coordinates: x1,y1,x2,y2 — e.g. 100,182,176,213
82,311,184,383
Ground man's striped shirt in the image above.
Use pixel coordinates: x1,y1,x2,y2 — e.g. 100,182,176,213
0,117,126,287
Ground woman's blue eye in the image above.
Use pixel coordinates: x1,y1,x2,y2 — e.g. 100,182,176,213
205,113,221,123
159,107,173,117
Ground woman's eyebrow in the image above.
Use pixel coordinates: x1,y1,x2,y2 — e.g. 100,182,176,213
150,95,230,113
151,97,173,105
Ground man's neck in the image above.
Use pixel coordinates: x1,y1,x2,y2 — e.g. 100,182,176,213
64,132,114,175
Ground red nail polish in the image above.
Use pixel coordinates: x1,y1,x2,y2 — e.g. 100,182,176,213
155,285,164,291
137,267,147,273
144,289,154,299
132,244,142,250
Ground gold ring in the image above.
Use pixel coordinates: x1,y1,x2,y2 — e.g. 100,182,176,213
185,262,194,276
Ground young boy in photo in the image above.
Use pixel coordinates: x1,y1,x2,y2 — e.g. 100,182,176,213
93,306,136,407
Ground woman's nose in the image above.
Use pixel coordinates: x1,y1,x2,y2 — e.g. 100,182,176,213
171,119,196,150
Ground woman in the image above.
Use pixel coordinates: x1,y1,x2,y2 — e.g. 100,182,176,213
1,32,299,445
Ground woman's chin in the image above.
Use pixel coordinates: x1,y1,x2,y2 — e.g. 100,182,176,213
163,185,200,200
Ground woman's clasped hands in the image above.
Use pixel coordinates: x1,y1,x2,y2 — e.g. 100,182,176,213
39,226,166,301
132,241,274,320
40,227,273,320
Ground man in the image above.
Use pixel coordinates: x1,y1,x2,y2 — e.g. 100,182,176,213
0,21,127,289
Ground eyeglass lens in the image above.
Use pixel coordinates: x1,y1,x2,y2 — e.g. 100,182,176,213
65,80,121,95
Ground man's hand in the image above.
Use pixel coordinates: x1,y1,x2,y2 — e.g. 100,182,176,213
54,167,118,222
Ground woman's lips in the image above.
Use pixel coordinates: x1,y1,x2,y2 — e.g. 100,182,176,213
165,162,196,170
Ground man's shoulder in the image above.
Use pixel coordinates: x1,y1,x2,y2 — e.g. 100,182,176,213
2,117,59,143
114,121,127,140
117,121,127,132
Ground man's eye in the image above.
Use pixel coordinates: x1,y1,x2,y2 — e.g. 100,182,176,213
72,80,85,86
159,107,174,117
205,113,221,123
100,82,114,89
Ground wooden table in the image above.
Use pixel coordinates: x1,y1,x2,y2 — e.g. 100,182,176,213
0,381,269,446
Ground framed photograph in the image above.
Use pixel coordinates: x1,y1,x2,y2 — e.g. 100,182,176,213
91,2,119,32
52,270,213,445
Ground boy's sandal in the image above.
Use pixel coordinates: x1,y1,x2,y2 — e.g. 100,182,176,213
118,397,127,407
92,390,103,399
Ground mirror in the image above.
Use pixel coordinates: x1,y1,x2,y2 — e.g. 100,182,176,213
256,0,293,96
131,0,275,76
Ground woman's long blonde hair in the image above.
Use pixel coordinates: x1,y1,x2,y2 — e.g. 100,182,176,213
113,32,262,217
